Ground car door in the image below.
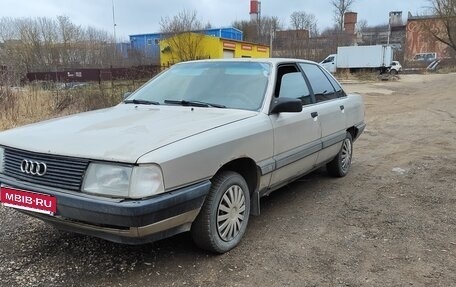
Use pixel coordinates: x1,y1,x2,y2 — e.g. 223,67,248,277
299,63,347,165
268,64,321,189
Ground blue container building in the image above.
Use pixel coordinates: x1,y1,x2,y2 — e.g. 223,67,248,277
129,27,243,64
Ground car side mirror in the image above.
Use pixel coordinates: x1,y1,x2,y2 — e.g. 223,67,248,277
270,97,303,114
123,92,132,100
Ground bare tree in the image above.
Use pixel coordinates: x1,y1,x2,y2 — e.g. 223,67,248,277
267,12,318,59
259,16,282,44
356,19,368,33
233,16,282,45
159,10,208,63
160,10,204,34
0,16,118,83
232,20,257,42
427,0,456,53
290,11,318,36
331,0,356,31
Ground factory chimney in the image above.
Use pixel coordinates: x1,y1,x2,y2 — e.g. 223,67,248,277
343,12,357,35
250,0,261,22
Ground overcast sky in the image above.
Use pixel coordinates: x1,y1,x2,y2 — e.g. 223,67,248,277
0,0,430,40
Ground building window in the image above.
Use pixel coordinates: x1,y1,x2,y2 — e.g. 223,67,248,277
155,39,159,45
147,39,153,45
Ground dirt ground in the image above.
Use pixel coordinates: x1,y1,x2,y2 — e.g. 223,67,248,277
0,73,455,287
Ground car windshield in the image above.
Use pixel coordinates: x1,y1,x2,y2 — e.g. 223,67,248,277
126,61,270,111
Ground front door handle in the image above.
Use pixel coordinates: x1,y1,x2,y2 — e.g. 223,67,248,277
340,105,345,111
311,112,318,118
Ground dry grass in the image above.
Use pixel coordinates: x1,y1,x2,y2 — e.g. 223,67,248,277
334,69,380,82
0,80,147,131
437,65,456,74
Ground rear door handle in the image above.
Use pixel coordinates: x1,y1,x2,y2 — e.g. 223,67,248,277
340,105,345,111
311,112,318,118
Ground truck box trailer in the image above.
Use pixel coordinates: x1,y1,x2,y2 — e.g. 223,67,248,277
320,45,398,74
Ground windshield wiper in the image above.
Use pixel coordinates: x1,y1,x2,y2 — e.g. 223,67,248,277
164,99,226,108
124,99,160,105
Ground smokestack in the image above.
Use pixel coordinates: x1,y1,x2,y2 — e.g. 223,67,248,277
389,11,403,27
344,12,357,34
250,0,261,22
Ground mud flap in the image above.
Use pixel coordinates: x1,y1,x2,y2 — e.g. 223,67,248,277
250,189,260,216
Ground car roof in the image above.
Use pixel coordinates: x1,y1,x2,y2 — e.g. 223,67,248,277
181,58,318,66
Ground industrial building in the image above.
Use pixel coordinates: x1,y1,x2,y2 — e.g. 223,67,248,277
128,0,268,65
405,13,452,61
159,33,269,66
129,28,245,64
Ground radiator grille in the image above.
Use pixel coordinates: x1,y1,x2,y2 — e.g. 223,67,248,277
3,147,89,191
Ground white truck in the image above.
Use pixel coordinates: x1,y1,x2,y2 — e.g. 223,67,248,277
321,45,401,74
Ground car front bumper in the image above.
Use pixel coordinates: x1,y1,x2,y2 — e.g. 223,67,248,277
0,175,211,244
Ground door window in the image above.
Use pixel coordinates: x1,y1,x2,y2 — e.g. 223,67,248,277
299,63,337,103
320,66,346,98
275,65,312,105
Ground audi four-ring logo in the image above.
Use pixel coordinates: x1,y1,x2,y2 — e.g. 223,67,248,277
20,160,47,176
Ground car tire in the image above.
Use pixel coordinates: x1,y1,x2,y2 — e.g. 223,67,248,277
390,69,398,75
191,171,250,254
327,132,353,177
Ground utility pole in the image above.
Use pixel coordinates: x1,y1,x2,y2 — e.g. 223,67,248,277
269,28,274,58
387,12,391,45
340,0,344,31
111,0,118,68
112,0,117,50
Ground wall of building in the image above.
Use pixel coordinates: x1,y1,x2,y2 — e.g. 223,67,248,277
159,33,269,66
130,28,243,65
220,39,269,59
129,33,162,63
405,17,451,61
204,28,243,41
159,33,219,66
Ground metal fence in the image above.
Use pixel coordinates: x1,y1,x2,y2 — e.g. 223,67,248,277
26,65,165,84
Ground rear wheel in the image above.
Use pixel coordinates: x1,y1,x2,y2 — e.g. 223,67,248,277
327,132,353,177
191,171,250,253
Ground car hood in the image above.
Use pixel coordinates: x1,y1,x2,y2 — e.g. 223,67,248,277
0,104,258,163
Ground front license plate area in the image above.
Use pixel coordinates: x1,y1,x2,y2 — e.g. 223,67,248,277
0,185,57,215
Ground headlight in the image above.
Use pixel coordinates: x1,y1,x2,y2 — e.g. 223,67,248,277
129,165,165,198
0,147,4,173
82,163,164,199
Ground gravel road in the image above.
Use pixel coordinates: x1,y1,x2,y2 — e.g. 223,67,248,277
1,73,455,286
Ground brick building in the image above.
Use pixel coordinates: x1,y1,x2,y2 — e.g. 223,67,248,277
405,13,453,61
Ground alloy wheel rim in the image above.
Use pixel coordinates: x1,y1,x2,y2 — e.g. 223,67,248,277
217,185,246,242
341,138,352,172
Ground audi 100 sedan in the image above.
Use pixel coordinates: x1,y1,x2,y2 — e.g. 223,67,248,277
0,59,365,253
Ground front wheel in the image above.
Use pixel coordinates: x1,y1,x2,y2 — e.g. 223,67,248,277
191,171,250,253
327,132,353,177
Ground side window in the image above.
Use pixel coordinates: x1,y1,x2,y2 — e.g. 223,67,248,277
275,65,312,105
320,66,346,98
299,63,337,103
322,56,334,64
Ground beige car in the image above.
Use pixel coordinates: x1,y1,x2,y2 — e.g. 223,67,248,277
0,59,365,253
